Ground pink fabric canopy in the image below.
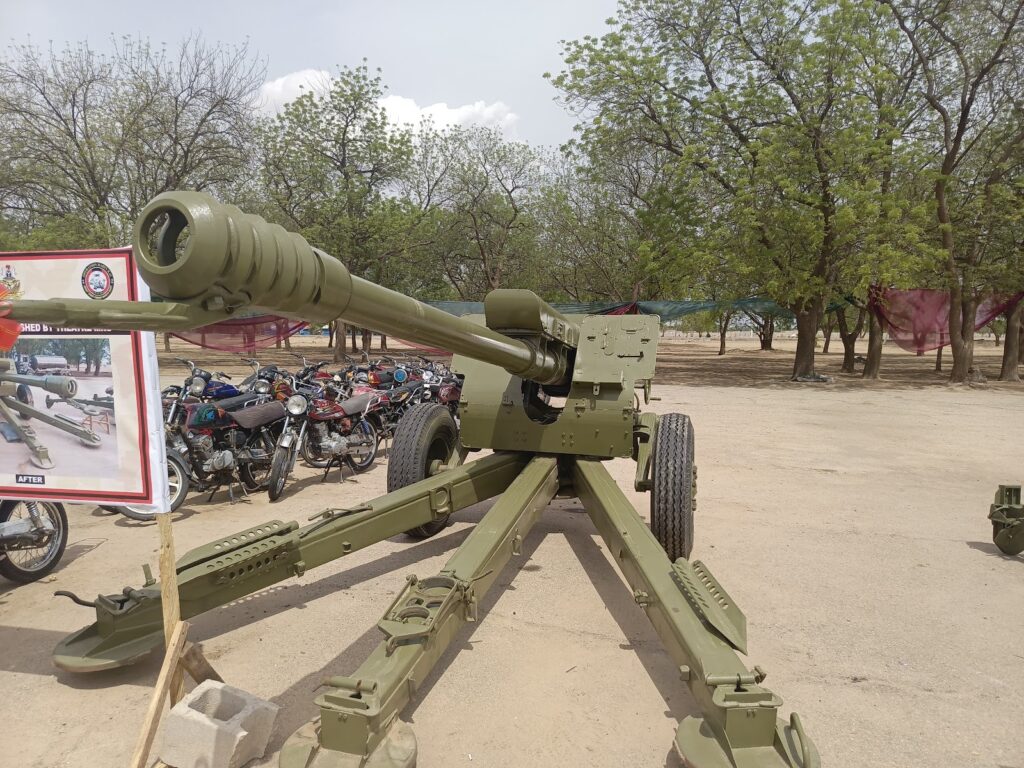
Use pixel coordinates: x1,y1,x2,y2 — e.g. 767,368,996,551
172,315,307,354
869,286,1022,355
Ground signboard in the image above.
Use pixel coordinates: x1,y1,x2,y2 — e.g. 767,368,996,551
0,248,167,508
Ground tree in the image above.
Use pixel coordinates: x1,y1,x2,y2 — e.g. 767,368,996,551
551,0,897,380
260,62,414,358
0,36,264,245
876,0,1024,382
425,126,545,299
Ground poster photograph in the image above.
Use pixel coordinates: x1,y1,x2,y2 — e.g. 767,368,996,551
0,248,165,506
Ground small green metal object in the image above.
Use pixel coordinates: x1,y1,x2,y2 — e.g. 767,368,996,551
10,192,819,768
989,485,1024,556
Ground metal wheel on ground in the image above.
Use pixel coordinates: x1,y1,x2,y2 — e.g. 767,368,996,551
650,412,696,561
387,403,460,539
107,452,191,521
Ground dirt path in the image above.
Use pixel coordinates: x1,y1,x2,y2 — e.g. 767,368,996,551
1,338,1021,768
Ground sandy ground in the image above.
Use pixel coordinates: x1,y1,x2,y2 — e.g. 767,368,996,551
1,337,1022,768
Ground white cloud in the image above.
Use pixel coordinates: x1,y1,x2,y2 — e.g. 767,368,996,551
258,69,331,113
259,70,518,133
379,95,518,133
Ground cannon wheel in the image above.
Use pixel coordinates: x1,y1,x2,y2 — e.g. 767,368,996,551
15,385,33,420
387,403,459,539
650,413,695,561
992,520,1024,556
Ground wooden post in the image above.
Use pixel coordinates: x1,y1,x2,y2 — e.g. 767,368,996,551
156,513,185,704
128,620,189,768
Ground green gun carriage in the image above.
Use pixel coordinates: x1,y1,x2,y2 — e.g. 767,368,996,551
7,192,819,768
989,485,1024,556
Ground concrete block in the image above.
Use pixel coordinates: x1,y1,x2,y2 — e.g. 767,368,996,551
159,679,279,768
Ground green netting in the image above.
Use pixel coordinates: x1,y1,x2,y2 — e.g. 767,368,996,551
425,297,791,321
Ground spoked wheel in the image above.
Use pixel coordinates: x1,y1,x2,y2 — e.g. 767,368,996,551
344,419,379,473
109,452,191,521
268,442,297,502
650,413,696,561
300,432,330,468
387,404,459,539
239,431,276,490
0,500,68,583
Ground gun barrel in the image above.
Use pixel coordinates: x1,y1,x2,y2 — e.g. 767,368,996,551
2,373,78,399
133,192,571,384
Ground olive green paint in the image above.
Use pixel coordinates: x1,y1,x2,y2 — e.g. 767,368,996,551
9,192,819,768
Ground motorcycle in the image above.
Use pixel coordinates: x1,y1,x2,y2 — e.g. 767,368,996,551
109,364,284,520
267,376,381,501
0,499,68,583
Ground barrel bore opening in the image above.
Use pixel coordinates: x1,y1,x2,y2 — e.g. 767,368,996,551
140,208,191,268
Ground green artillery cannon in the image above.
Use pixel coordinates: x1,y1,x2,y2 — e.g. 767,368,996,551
8,191,819,768
0,358,102,468
989,485,1024,556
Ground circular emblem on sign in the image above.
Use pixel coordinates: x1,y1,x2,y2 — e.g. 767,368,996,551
81,262,114,299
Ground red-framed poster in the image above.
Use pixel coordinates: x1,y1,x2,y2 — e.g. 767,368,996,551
0,248,167,507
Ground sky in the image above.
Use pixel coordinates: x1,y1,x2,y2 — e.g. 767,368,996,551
0,0,621,147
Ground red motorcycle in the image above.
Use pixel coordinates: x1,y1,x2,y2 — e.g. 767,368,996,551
267,377,382,501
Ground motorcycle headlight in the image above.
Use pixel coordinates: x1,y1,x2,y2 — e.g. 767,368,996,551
254,379,271,394
394,368,408,383
421,389,431,399
286,394,308,415
188,376,206,396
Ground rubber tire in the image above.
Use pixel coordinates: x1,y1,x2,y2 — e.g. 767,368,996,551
239,431,276,490
15,384,33,420
993,521,1024,556
0,501,68,583
344,419,379,473
387,403,459,539
268,443,294,502
112,452,191,521
650,413,695,561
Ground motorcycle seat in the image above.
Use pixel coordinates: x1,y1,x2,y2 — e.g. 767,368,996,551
337,392,374,415
231,400,287,429
386,384,421,401
216,392,263,411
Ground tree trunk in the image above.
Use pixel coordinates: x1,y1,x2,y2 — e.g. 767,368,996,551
381,335,388,352
948,293,977,383
999,301,1022,382
791,300,821,380
283,334,291,350
361,328,372,352
717,311,733,356
350,326,358,353
163,333,171,352
935,346,943,372
863,310,883,379
821,314,836,354
835,306,865,374
333,321,348,362
754,314,775,350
